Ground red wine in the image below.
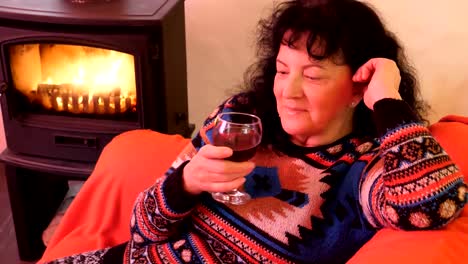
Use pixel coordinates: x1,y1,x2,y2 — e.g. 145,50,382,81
212,131,260,162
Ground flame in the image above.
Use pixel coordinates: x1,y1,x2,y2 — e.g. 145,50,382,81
9,43,137,114
41,46,135,96
73,68,85,85
56,97,63,109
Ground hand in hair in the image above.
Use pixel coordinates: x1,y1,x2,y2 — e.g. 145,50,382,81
352,58,402,110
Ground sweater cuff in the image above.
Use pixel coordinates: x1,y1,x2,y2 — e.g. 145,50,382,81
372,98,420,137
162,161,200,213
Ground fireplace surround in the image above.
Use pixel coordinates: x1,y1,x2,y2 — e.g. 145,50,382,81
0,0,191,260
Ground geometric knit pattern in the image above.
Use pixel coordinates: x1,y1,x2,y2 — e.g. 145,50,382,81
45,248,109,264
44,94,467,264
122,95,466,263
123,136,382,264
361,124,467,230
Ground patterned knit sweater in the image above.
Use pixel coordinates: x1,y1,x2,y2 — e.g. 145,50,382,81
123,95,467,264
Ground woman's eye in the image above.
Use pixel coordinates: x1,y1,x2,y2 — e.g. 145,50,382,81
277,70,288,75
304,75,321,80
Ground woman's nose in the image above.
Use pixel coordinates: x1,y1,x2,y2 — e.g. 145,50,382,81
283,74,303,98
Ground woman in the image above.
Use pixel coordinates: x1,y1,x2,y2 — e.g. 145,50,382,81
47,0,467,263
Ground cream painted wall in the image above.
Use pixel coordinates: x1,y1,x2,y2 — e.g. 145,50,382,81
185,0,275,128
0,0,466,151
367,0,468,122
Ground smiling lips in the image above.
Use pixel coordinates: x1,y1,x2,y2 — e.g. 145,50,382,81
283,105,306,115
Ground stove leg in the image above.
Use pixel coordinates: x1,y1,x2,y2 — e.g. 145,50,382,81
4,165,68,262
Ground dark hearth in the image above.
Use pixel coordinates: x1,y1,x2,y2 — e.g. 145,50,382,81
0,0,191,261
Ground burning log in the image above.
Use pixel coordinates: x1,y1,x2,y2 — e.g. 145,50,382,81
35,83,133,115
38,83,72,111
92,95,99,114
112,88,120,114
50,86,60,111
60,84,73,112
103,95,110,114
37,84,59,110
72,93,80,113
82,95,89,113
92,93,110,114
125,97,131,112
62,95,69,112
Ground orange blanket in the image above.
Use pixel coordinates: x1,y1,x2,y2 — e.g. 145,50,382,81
39,130,190,262
39,116,468,263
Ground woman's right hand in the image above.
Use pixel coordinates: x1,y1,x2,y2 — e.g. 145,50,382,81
182,145,255,195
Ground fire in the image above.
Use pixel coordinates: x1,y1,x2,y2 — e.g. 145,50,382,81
56,97,63,109
9,44,137,114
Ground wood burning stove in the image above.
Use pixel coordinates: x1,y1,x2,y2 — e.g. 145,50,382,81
0,0,191,260
0,0,192,163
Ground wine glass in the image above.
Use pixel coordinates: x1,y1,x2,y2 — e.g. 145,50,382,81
211,112,262,205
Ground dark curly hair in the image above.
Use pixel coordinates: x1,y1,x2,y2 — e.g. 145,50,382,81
238,0,428,148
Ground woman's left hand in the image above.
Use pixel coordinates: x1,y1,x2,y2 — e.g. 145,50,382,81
352,58,402,110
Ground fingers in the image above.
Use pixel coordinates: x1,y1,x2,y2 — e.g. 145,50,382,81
183,161,253,195
199,144,233,159
199,145,255,174
182,144,256,195
199,177,247,193
353,59,376,82
354,58,402,110
208,166,254,182
209,160,255,174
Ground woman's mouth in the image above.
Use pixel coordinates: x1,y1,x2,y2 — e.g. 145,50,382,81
283,106,306,115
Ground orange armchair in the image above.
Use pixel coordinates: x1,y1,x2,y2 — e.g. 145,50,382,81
39,116,468,263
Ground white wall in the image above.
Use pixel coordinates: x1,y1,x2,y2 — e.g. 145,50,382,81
0,0,467,150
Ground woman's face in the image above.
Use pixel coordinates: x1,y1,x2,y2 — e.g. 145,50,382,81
273,33,360,146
